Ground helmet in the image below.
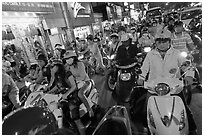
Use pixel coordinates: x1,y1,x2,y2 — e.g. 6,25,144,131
2,60,12,72
51,58,63,66
174,20,183,27
86,34,94,41
37,54,47,62
93,37,101,42
155,29,172,42
29,63,38,70
110,33,119,38
142,27,149,33
2,107,58,135
117,26,126,33
168,16,174,22
63,50,77,59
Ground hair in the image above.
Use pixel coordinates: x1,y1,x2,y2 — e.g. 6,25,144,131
53,63,67,87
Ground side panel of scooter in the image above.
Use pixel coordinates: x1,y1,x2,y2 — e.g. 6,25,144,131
24,92,43,107
147,96,188,135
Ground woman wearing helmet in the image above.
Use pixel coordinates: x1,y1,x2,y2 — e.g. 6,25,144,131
137,29,197,134
63,50,93,116
171,20,195,52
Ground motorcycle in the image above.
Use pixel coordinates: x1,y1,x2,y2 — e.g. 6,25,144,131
143,77,189,135
23,80,100,134
105,54,117,91
2,106,59,135
92,105,132,135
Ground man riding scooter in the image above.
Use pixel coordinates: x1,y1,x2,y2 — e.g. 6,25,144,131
137,29,197,134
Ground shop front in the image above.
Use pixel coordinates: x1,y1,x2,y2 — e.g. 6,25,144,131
2,2,55,66
67,2,95,39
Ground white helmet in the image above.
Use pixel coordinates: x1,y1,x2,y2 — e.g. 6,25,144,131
2,60,12,72
155,29,172,41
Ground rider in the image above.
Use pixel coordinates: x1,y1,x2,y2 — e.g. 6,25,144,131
63,50,94,117
86,34,105,72
138,27,155,49
137,30,197,134
171,20,196,52
108,33,120,57
115,25,139,66
33,54,51,88
2,60,21,117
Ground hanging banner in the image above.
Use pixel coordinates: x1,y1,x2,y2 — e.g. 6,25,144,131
2,2,54,12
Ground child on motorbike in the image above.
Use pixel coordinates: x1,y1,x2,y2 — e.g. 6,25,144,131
137,30,197,134
63,50,94,118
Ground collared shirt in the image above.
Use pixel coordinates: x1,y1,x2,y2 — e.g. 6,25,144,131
140,47,194,81
171,32,194,52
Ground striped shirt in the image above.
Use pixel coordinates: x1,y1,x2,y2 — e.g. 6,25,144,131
171,32,193,52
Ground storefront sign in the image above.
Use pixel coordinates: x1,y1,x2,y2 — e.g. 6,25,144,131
71,2,86,18
2,2,54,12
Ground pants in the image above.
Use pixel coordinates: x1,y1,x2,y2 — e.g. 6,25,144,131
143,88,197,131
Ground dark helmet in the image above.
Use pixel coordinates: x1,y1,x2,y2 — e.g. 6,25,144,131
168,16,174,22
86,34,94,41
117,26,126,33
174,20,183,27
37,54,47,63
2,107,58,135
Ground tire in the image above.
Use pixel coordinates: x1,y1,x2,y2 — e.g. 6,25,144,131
105,70,116,91
183,86,192,105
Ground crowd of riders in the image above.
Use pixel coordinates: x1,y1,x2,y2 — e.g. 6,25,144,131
2,13,199,134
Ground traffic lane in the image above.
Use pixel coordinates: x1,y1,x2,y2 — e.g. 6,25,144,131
189,93,202,135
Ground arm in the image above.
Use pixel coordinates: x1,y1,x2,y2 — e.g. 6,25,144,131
139,53,150,80
186,33,195,51
34,70,44,84
64,75,77,98
8,77,21,108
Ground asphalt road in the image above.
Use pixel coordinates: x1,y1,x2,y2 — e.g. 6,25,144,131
92,74,202,135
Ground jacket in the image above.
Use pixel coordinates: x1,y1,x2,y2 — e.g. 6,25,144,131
139,47,194,81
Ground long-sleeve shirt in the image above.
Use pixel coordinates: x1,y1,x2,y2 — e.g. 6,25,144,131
139,47,194,81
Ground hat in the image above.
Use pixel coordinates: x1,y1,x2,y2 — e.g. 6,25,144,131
63,50,77,59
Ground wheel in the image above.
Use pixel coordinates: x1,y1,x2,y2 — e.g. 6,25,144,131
105,70,116,91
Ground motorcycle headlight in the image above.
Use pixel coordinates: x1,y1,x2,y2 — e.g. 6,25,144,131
180,51,188,58
120,73,131,81
179,110,186,131
144,47,151,53
155,83,170,96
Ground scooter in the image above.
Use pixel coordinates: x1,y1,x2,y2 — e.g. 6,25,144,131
92,105,132,135
144,77,189,135
24,80,99,131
